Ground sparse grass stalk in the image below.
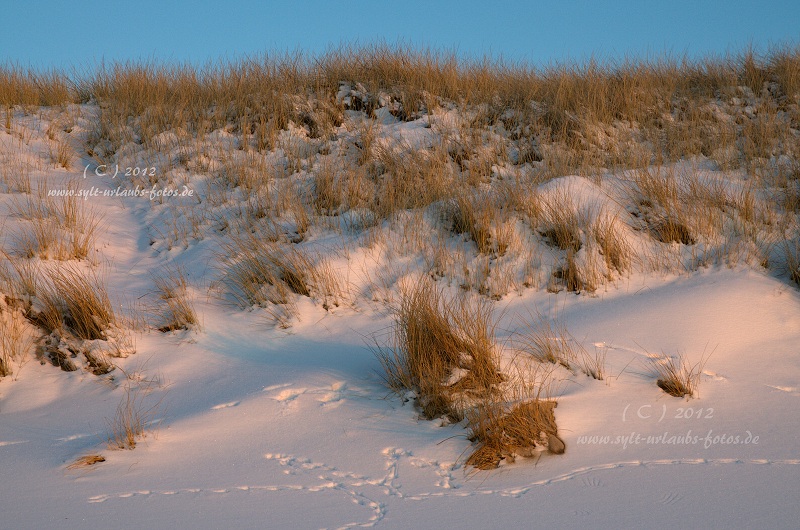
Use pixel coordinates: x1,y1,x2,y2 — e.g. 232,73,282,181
106,381,158,450
515,310,584,371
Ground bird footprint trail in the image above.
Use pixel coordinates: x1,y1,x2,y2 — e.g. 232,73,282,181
85,447,800,527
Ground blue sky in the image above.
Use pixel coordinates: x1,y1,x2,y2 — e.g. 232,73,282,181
3,1,799,70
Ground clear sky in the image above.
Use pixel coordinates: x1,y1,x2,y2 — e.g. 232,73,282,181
2,0,799,70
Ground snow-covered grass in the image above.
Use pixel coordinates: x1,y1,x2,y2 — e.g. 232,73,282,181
0,48,799,527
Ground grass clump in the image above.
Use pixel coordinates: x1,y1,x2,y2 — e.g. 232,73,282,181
153,266,200,332
35,264,116,341
464,360,565,469
222,234,313,307
515,311,580,370
376,277,503,422
538,192,583,253
648,350,710,398
12,188,101,261
0,297,35,378
466,399,565,470
10,262,130,374
592,213,634,274
445,192,506,256
375,277,568,470
220,231,347,325
372,141,454,220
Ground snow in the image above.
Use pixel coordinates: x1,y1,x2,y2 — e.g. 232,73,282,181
1,105,799,529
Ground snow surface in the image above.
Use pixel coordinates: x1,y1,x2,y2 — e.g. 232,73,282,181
1,106,799,529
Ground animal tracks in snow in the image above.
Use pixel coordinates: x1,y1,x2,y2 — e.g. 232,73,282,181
766,384,800,396
56,433,95,443
0,440,28,447
211,401,240,410
273,388,307,403
85,449,800,528
265,381,372,409
702,370,728,382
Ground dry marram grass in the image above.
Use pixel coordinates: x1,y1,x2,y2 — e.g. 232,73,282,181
648,350,711,398
376,277,503,422
153,266,200,332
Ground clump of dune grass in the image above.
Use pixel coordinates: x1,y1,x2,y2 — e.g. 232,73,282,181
446,192,494,255
648,349,711,398
153,266,200,332
0,255,131,374
312,255,349,311
311,158,342,215
12,188,101,261
591,213,634,275
375,276,503,422
25,264,132,373
35,264,116,341
49,137,73,169
628,167,695,244
466,399,564,469
442,191,517,260
221,232,308,301
550,248,599,294
0,252,38,313
0,151,32,194
538,191,583,253
219,230,348,326
0,299,35,378
464,361,564,469
372,140,454,220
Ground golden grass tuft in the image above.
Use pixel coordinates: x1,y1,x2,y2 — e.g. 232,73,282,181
372,140,454,220
538,190,583,253
648,350,710,398
12,187,101,261
376,276,503,422
463,360,564,469
153,266,200,332
0,299,35,378
592,213,634,274
466,399,565,469
219,231,347,324
447,193,494,255
35,264,116,341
